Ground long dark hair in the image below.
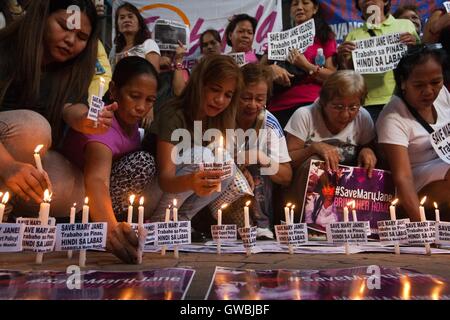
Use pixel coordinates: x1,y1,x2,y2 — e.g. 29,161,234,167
224,13,258,47
114,2,151,53
0,0,98,145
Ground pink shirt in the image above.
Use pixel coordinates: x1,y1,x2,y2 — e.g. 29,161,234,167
269,37,337,112
62,115,141,169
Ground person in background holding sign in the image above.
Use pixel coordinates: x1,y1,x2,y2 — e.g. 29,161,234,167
225,14,259,64
236,63,292,240
423,4,450,90
377,44,450,222
0,0,115,218
62,57,159,264
200,29,222,57
110,2,160,72
337,0,419,122
285,71,377,209
267,0,337,128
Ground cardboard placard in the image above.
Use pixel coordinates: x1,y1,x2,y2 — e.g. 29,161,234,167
211,225,237,242
227,52,247,67
377,219,409,245
275,223,308,246
87,95,105,122
435,222,450,245
406,221,436,245
156,221,191,246
268,19,315,61
55,223,107,251
351,33,408,74
444,2,450,12
430,122,450,164
199,161,233,180
0,223,25,252
16,217,56,226
153,19,189,51
238,226,257,249
131,223,157,250
326,222,369,244
22,225,56,253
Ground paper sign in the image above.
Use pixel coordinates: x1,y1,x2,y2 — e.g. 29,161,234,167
153,19,189,51
211,225,237,242
0,223,25,252
275,223,308,246
16,217,56,226
444,2,450,12
199,161,233,180
55,223,107,251
87,95,105,122
227,52,247,67
156,221,191,246
377,219,409,245
268,19,316,61
22,225,56,253
430,122,450,164
238,226,257,249
435,222,450,245
406,221,436,245
326,222,369,244
351,33,408,74
131,223,157,249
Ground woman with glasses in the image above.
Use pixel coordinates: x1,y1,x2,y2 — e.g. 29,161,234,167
377,44,450,221
285,70,377,209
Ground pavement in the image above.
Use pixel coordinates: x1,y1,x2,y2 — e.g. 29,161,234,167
1,250,449,299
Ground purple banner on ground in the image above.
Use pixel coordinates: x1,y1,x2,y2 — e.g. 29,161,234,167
0,268,195,300
206,266,450,300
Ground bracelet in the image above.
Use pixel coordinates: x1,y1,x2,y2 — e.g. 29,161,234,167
173,62,184,70
309,65,321,75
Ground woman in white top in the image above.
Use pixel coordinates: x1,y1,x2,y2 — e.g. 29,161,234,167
377,44,450,221
110,2,160,72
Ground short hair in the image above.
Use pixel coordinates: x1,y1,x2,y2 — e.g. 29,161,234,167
319,70,368,106
224,13,258,47
112,56,159,90
200,29,221,49
393,4,419,19
240,63,273,98
394,44,448,94
354,0,391,16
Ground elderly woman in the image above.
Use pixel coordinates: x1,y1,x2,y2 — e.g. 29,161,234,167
285,70,377,209
377,44,450,221
224,13,259,64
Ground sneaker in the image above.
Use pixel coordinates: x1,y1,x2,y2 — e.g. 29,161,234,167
256,227,274,240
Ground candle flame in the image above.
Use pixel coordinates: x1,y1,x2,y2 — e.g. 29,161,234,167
34,144,44,154
73,203,77,207
219,135,224,148
347,200,356,209
434,202,438,209
43,189,52,202
173,199,177,207
392,199,399,206
139,196,144,206
84,197,89,205
221,203,228,210
100,77,105,84
1,192,9,204
286,202,292,207
420,196,427,206
129,194,135,205
245,200,251,207
291,205,296,210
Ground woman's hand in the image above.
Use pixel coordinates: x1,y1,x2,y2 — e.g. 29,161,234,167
270,64,294,87
0,161,49,203
190,170,224,196
106,222,140,264
174,40,187,64
310,142,340,172
287,49,313,72
399,32,417,46
337,41,356,57
357,147,377,178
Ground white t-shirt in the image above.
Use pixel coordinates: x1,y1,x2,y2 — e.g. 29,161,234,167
285,101,375,164
260,110,291,164
0,12,6,30
111,39,160,67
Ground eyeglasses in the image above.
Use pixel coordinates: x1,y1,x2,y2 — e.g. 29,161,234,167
328,104,360,113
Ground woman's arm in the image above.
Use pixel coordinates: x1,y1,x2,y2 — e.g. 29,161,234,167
252,150,292,186
423,10,450,43
145,52,161,73
311,56,336,83
381,143,421,221
63,102,118,135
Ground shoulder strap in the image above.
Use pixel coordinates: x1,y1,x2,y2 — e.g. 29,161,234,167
367,29,377,37
401,96,434,134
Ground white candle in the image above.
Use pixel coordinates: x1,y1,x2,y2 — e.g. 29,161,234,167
99,77,105,98
216,136,224,192
68,203,77,259
244,200,251,228
343,205,349,255
389,199,400,255
161,205,171,256
434,202,440,222
290,205,296,224
36,190,51,264
0,192,9,223
34,144,44,172
419,196,431,255
285,203,294,255
217,204,228,255
138,197,145,226
127,195,135,224
79,197,89,267
173,199,179,258
217,209,223,226
284,206,290,225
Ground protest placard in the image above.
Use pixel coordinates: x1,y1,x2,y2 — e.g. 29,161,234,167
211,225,237,242
435,222,450,245
153,19,189,51
326,222,369,244
406,221,436,245
156,221,191,246
55,223,107,251
87,95,105,122
0,224,25,252
377,219,409,245
238,226,257,249
430,122,450,164
275,223,308,246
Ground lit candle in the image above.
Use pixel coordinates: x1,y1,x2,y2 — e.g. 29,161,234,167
348,200,357,222
434,202,440,223
79,197,89,267
290,205,296,224
217,204,228,255
67,203,77,259
284,203,292,225
161,205,171,256
34,144,44,173
127,195,135,224
138,197,145,226
36,190,51,264
419,196,431,255
173,199,179,259
98,77,106,98
389,199,400,255
343,205,349,255
216,136,224,193
244,200,251,228
0,192,10,223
